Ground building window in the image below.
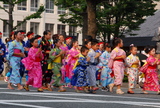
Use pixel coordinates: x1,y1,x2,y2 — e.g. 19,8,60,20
30,22,39,34
17,1,27,11
57,5,66,14
17,21,26,31
3,20,9,37
69,26,77,34
45,0,54,13
57,25,65,34
31,0,39,11
45,23,54,34
3,4,9,9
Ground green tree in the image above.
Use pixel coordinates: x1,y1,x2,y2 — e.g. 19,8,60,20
0,0,45,36
54,0,87,41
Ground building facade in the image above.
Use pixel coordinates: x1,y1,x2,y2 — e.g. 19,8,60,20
0,0,82,43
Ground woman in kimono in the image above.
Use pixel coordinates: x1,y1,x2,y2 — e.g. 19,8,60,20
7,31,25,90
22,37,43,92
65,39,80,87
48,39,66,92
100,44,114,92
141,46,160,94
126,45,140,94
71,46,90,93
40,30,52,91
108,38,126,94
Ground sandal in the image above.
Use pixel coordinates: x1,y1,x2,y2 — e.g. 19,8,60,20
89,89,96,94
37,88,43,92
127,90,134,94
58,89,66,92
116,89,124,94
23,85,29,91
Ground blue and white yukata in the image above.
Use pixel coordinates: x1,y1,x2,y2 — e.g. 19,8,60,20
8,40,24,84
87,48,98,86
99,51,114,87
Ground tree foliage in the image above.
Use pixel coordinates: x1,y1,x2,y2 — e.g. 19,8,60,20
0,0,45,36
54,0,160,42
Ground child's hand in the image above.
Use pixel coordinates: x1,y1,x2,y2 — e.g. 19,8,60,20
20,53,25,58
60,51,65,55
121,55,126,59
95,53,101,58
87,57,90,62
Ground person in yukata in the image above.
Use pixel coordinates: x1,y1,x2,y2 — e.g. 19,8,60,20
40,30,52,91
108,38,126,94
22,37,43,92
126,44,140,94
71,46,90,93
99,44,114,92
140,46,160,94
87,39,101,93
7,31,25,90
48,39,66,92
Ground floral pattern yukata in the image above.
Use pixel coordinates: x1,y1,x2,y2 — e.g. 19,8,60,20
143,55,160,91
22,47,43,88
109,47,126,86
99,51,114,87
126,54,140,89
48,48,63,87
71,54,89,87
40,39,52,84
8,40,24,84
65,48,80,83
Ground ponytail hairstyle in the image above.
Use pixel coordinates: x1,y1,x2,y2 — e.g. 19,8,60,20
53,39,60,48
145,46,155,54
112,38,122,47
71,38,78,47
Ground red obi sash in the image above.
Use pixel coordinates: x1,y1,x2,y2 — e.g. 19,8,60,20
13,49,21,57
148,65,156,69
35,57,41,62
114,59,124,62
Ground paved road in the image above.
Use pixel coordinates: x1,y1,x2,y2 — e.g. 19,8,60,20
0,81,160,108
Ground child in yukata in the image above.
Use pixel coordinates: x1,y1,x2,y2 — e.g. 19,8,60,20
7,31,25,90
87,40,101,93
48,39,66,92
71,46,90,93
99,44,114,92
126,45,140,94
22,37,43,92
108,38,126,94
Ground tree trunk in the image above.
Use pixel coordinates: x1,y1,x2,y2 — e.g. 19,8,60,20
8,2,14,37
82,11,88,44
86,0,97,39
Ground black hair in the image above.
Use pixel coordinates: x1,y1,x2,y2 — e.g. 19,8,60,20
104,43,111,49
71,38,78,47
52,34,59,40
84,40,91,46
14,30,21,39
91,39,98,46
5,38,9,44
53,39,60,48
112,38,122,47
27,31,33,37
145,46,155,54
129,44,137,51
81,46,89,53
30,37,37,44
35,35,41,39
43,30,51,36
84,35,93,42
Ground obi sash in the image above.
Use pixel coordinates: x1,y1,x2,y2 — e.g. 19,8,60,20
13,49,21,57
35,57,41,62
131,64,139,68
148,65,156,69
114,59,124,62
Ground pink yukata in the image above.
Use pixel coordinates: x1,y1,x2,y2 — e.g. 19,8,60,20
22,47,43,88
65,48,80,83
143,55,160,91
109,47,126,86
60,43,69,83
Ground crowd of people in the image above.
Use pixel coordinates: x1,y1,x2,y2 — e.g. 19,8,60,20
0,30,159,94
